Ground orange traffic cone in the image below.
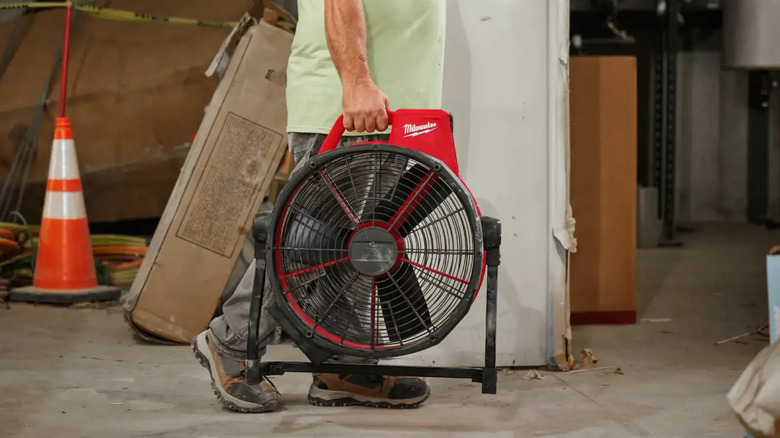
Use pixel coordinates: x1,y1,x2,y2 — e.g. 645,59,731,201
10,117,120,304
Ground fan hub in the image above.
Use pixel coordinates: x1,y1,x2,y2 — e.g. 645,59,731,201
348,227,400,276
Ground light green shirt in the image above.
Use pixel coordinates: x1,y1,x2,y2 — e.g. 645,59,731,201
285,0,446,135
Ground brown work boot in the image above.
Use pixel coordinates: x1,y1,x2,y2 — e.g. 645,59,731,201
191,331,280,413
308,373,430,409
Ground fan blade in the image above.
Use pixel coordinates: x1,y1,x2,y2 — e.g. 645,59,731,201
285,212,351,264
369,162,452,343
372,164,452,237
376,262,432,343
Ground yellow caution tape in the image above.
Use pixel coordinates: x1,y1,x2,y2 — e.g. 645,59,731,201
0,2,239,28
0,1,65,9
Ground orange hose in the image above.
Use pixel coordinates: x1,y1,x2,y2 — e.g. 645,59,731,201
104,260,144,272
0,237,20,261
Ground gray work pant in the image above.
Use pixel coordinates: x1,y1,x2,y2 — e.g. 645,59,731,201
208,132,389,361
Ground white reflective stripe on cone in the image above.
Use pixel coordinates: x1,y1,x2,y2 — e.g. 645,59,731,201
47,139,80,180
43,191,87,219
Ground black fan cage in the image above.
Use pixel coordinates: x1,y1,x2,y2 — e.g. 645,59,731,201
268,144,484,359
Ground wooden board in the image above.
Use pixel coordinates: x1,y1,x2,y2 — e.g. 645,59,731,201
570,56,638,324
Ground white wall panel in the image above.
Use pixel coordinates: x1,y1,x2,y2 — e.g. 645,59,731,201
392,0,570,367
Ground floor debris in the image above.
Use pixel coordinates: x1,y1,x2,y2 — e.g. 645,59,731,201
566,366,623,375
522,369,545,381
580,349,598,368
641,317,672,323
715,325,769,345
715,331,756,345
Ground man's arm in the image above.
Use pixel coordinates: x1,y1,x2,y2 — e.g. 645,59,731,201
324,0,389,133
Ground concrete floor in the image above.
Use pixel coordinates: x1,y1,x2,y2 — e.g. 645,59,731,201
0,222,776,437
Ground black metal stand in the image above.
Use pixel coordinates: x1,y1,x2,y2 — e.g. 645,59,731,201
654,0,682,246
747,71,778,227
245,214,502,395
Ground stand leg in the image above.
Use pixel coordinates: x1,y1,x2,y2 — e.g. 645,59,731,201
481,217,501,394
246,214,270,386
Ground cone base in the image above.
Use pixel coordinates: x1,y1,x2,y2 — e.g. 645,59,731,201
8,285,120,304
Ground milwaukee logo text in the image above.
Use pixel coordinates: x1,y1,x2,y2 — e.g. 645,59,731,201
403,122,438,138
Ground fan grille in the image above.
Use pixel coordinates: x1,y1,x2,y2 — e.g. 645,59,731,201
270,145,482,356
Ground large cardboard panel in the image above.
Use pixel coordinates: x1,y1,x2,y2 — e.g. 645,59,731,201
19,145,190,223
0,1,252,221
570,56,638,324
126,20,292,343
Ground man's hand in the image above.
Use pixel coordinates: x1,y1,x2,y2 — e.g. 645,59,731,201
325,0,390,133
342,78,390,133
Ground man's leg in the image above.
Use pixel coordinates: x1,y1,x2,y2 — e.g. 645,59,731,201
193,133,429,412
191,133,324,413
293,134,431,409
207,133,325,358
192,262,280,413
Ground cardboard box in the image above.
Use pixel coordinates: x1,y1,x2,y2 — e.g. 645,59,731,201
569,56,638,324
124,17,293,343
768,247,780,342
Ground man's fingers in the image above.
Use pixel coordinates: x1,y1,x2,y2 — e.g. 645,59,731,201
353,115,366,133
343,114,355,132
379,96,391,131
365,114,377,133
376,110,389,132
